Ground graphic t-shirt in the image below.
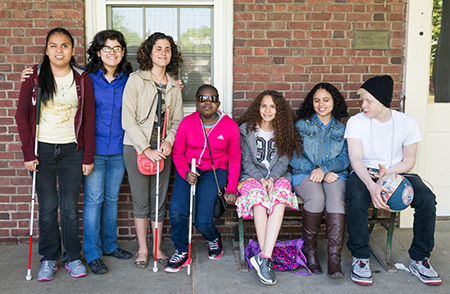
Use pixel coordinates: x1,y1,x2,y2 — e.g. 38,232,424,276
39,71,78,144
255,125,275,176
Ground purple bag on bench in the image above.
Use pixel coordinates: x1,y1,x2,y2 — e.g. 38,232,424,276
245,238,311,275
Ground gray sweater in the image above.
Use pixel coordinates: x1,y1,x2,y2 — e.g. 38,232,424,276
239,123,291,182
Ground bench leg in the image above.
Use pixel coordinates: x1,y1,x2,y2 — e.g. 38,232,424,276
369,211,398,273
233,217,249,272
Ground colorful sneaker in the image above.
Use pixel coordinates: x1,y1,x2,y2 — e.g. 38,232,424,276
65,259,87,278
207,235,223,260
351,257,372,286
409,258,442,285
37,260,58,281
164,250,189,273
103,247,132,260
250,253,277,285
88,258,108,275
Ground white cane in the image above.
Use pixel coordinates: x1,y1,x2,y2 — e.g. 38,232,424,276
26,87,41,281
153,90,163,273
187,158,196,275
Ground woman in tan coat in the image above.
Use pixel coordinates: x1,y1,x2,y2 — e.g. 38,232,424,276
122,32,183,268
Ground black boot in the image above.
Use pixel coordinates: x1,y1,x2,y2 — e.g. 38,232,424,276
327,213,346,278
302,210,323,274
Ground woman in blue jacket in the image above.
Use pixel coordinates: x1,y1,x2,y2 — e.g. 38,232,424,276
290,83,350,279
82,30,134,274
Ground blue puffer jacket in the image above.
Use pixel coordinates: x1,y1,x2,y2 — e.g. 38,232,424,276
290,114,350,179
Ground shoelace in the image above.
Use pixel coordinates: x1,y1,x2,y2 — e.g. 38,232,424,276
69,260,82,267
170,251,186,263
265,258,274,272
207,239,219,250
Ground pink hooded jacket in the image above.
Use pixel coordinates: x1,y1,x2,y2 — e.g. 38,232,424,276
172,111,241,193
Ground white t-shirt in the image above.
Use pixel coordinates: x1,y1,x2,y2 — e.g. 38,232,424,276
344,110,422,169
255,126,275,175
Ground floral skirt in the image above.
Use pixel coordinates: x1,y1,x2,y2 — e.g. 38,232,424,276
235,178,299,219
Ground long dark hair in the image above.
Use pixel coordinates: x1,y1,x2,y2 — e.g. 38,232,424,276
237,90,303,157
137,32,183,76
39,27,78,105
296,83,349,121
85,30,132,77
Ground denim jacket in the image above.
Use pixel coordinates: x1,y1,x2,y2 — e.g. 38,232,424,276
290,114,349,179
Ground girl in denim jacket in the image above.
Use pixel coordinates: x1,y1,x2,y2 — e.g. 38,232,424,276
236,90,303,285
290,83,350,279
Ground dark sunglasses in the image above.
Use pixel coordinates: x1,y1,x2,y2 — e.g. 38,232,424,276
197,95,219,103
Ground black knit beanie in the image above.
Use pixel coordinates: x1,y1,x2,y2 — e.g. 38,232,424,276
360,75,393,108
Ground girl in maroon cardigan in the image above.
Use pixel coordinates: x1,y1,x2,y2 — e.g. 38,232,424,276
15,28,95,281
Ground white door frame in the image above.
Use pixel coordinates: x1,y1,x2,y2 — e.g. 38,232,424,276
403,0,450,227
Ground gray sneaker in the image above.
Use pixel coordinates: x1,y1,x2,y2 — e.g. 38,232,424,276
409,258,442,285
37,260,58,281
351,257,372,285
65,259,87,278
250,253,277,285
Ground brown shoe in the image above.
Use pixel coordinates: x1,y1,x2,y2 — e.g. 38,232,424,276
326,213,345,278
302,210,323,274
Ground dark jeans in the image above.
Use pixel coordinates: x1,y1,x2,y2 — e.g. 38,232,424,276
169,168,226,253
346,172,437,261
35,142,83,263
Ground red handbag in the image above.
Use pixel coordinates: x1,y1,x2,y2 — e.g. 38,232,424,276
136,109,167,175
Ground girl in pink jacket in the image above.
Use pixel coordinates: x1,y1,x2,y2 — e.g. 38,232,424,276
164,84,240,272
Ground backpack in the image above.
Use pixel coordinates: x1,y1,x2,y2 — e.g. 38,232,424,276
245,238,311,275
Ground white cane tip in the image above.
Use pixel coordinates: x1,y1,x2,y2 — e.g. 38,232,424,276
152,267,158,273
26,274,32,281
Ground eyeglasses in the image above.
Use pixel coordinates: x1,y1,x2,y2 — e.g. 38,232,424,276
101,46,123,53
197,95,219,103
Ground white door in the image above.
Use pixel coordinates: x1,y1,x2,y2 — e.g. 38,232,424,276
402,0,450,227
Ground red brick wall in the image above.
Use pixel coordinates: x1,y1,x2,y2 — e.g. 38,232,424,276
1,0,407,244
233,0,406,118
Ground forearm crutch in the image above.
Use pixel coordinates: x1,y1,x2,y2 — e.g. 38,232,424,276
188,158,196,275
26,87,41,281
153,90,163,273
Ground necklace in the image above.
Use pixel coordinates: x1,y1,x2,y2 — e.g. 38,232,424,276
151,71,167,87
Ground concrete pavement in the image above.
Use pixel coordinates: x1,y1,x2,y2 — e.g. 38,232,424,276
1,220,449,294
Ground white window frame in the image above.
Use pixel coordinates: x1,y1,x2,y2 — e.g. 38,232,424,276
85,0,234,117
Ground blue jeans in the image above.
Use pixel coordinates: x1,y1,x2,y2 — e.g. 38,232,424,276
346,172,437,261
35,142,83,263
83,154,125,263
169,168,226,253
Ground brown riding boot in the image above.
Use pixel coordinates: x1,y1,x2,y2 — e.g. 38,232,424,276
326,213,346,278
302,210,324,274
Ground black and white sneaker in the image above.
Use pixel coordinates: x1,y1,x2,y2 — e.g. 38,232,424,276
351,257,372,286
164,250,189,273
409,258,442,285
207,235,223,260
250,253,277,285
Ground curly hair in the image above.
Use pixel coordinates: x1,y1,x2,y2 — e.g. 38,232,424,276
85,30,133,77
137,32,183,76
296,83,349,121
237,90,303,157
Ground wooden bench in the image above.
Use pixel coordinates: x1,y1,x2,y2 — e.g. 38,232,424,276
233,197,397,273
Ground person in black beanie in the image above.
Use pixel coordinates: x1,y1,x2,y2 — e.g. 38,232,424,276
344,75,441,286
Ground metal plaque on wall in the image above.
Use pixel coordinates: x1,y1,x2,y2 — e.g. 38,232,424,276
354,30,391,50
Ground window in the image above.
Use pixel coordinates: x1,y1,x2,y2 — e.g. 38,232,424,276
108,6,212,106
85,0,233,115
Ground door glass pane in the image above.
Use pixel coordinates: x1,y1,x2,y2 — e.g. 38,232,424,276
145,7,177,40
181,56,212,105
430,0,450,103
180,8,211,54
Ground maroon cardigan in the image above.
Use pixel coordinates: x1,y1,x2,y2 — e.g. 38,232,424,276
15,64,96,165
